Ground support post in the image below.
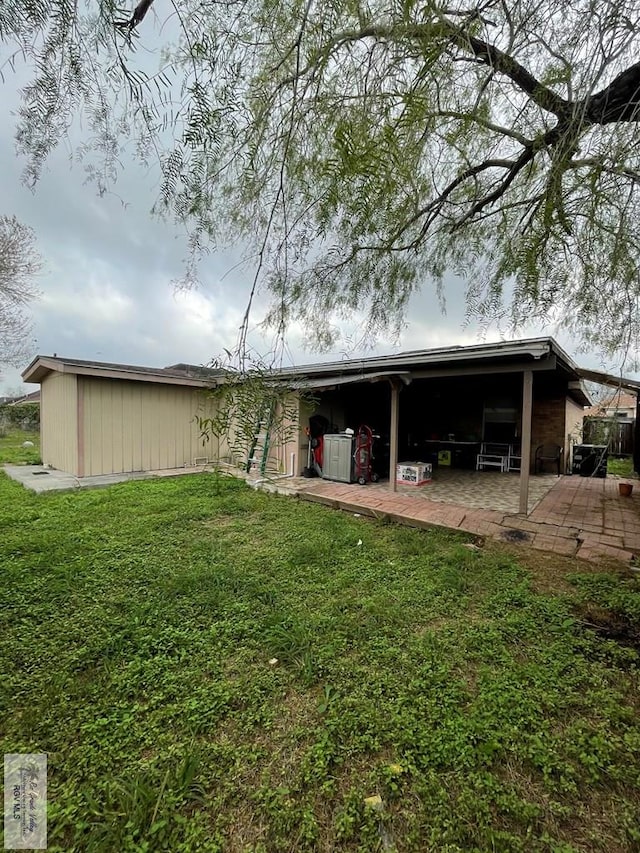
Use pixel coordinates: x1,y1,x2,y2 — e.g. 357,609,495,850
389,380,400,492
76,376,85,478
634,395,640,474
519,369,533,514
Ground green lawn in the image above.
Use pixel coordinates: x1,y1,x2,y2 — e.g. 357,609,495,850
607,456,636,478
0,428,40,464
1,450,639,851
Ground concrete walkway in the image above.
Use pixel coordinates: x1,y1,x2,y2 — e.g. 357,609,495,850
288,474,640,566
2,464,210,493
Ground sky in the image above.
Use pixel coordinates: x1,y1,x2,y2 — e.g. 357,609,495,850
0,38,636,395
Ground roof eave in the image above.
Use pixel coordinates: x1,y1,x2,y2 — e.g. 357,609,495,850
22,356,219,388
576,367,640,393
567,380,592,407
22,357,61,383
276,338,556,379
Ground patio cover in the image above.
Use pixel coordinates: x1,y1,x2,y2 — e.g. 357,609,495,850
575,367,640,393
290,370,412,391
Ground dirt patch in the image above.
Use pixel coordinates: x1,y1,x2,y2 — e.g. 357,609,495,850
572,603,640,652
500,528,532,543
489,541,630,595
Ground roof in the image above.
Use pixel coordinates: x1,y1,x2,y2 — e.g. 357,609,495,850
576,367,640,393
281,337,592,405
278,336,563,377
22,356,225,388
8,390,40,405
289,370,413,391
21,337,605,405
584,390,637,418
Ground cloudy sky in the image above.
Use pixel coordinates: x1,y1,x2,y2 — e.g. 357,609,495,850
0,35,635,394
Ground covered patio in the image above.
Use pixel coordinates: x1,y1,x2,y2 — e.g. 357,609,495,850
345,468,560,514
290,337,592,514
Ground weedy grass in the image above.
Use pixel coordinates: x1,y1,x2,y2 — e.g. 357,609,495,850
607,457,635,478
0,429,41,464
1,462,639,852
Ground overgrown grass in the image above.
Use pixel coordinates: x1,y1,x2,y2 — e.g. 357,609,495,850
0,428,41,464
607,456,635,478
1,464,639,852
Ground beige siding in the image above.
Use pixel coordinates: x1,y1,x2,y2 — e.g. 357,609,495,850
219,392,302,476
40,372,79,474
298,397,316,474
80,378,220,476
565,397,585,464
265,393,302,475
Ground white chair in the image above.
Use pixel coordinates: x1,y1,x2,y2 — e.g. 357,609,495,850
507,445,522,472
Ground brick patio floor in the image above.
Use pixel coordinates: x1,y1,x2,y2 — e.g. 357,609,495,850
260,471,640,566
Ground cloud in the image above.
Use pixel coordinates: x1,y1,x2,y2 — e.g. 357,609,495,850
38,274,134,327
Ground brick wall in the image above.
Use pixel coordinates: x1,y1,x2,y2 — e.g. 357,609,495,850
530,396,566,472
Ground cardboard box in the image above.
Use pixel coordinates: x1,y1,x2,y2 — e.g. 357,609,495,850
396,462,432,486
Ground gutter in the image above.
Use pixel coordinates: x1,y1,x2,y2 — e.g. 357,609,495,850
274,339,553,378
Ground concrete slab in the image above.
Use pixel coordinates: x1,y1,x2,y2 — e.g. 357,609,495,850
3,465,152,493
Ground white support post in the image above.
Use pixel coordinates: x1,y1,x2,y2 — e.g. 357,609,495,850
519,369,533,514
389,380,400,492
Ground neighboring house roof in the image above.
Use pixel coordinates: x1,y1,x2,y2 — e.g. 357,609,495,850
22,356,226,388
0,395,18,404
584,391,637,419
8,390,40,405
606,391,637,408
21,337,604,406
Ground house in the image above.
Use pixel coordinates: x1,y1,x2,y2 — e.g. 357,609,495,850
8,390,40,406
584,391,637,420
287,337,598,506
583,390,637,455
24,337,616,511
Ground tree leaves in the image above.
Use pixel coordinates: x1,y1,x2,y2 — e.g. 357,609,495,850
0,215,41,367
3,0,640,358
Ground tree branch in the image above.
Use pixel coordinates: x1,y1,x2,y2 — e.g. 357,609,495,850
114,0,156,32
460,31,568,116
585,60,640,124
313,19,569,118
432,110,532,145
380,158,522,249
452,145,536,228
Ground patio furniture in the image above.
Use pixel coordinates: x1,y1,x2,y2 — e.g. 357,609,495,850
476,443,510,472
507,446,521,472
535,443,564,475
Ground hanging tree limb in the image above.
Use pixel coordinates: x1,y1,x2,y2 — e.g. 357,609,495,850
114,0,156,32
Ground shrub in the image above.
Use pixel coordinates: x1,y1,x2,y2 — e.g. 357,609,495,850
0,402,40,431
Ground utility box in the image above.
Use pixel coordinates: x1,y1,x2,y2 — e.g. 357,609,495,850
322,434,354,483
572,444,608,478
